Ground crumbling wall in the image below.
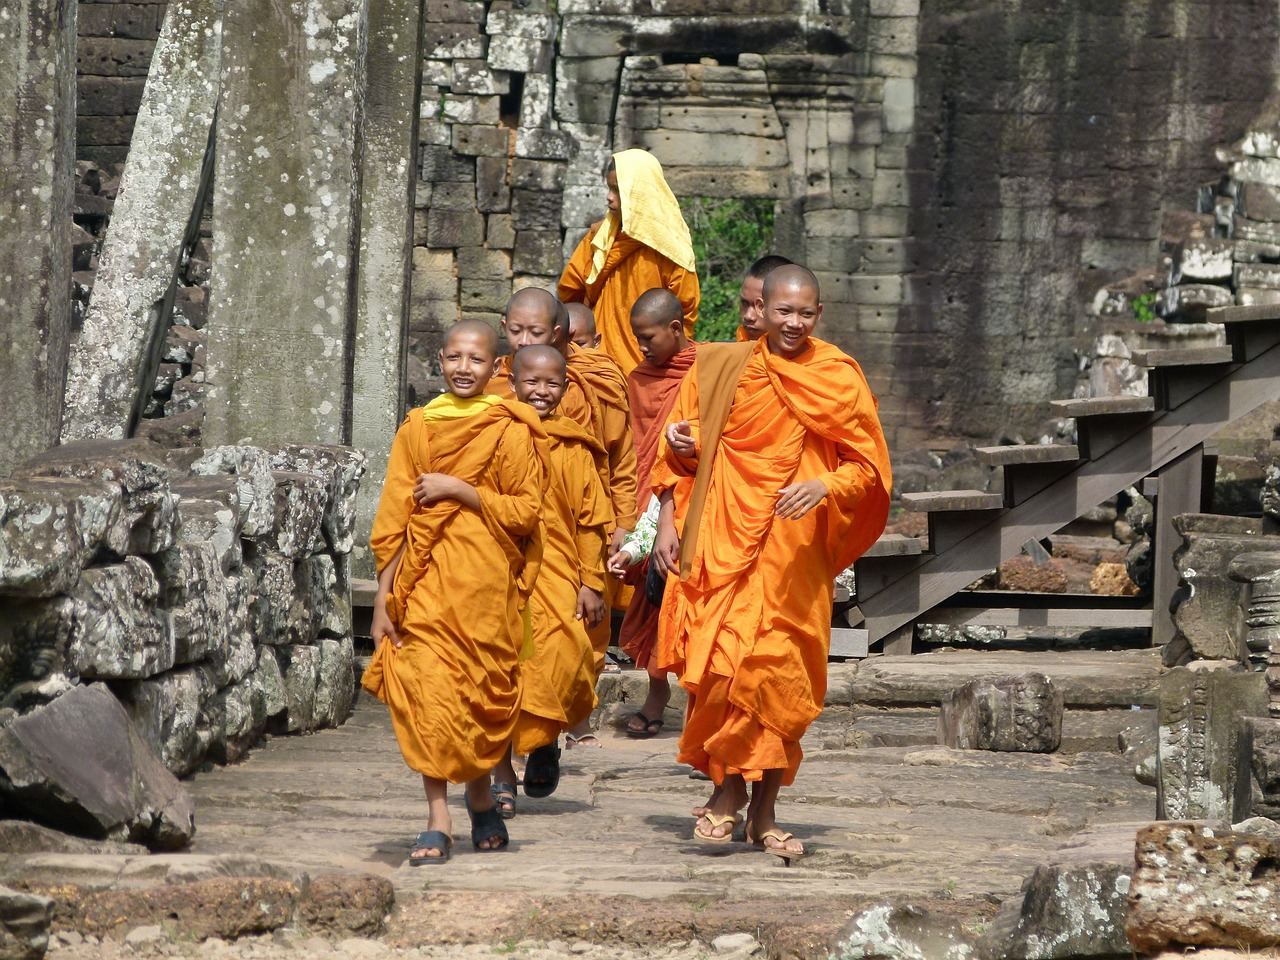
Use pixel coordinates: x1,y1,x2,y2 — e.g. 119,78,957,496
77,0,168,164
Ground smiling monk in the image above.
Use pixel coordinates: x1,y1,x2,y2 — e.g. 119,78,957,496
651,265,891,863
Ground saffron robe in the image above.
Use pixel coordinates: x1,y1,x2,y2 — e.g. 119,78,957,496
512,416,613,754
559,229,699,377
566,343,638,530
653,338,891,785
617,343,698,670
361,397,546,783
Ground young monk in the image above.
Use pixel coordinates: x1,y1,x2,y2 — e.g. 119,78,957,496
559,149,700,376
491,345,612,810
566,302,601,350
362,319,546,865
736,254,792,342
652,265,891,863
611,289,697,739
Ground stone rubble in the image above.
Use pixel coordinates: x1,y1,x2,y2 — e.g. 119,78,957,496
938,673,1064,753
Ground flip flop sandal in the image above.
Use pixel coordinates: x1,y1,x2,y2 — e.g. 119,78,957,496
693,813,741,845
565,732,600,749
624,712,664,739
408,829,452,866
466,801,510,852
521,743,561,799
755,829,805,866
491,781,517,819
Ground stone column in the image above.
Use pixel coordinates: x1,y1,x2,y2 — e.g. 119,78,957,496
62,0,224,443
348,0,425,578
1156,664,1268,823
204,0,368,448
1229,550,1280,716
0,0,76,474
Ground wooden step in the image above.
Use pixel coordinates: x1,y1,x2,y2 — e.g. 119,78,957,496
1049,396,1155,418
975,443,1079,466
920,607,1152,629
864,533,926,557
1206,304,1280,325
901,490,1004,512
1132,346,1234,368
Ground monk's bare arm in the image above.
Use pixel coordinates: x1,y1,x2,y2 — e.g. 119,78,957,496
668,263,700,340
653,490,680,575
656,374,701,477
413,473,480,510
371,542,406,649
556,232,592,304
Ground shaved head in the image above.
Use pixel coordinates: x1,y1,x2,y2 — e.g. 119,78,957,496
505,286,561,326
746,254,792,280
566,303,596,336
631,288,682,325
763,264,821,304
443,318,499,357
511,343,566,378
502,286,569,353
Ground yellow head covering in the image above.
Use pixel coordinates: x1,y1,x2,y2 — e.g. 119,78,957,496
586,149,696,285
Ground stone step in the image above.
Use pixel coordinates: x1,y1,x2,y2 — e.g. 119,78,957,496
1048,396,1156,418
1132,346,1235,368
975,444,1080,466
1207,303,1280,324
901,490,1004,513
850,705,1155,754
863,533,926,557
827,648,1163,709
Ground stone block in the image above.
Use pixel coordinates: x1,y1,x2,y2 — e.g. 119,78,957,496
314,636,355,727
0,885,52,960
267,444,366,556
452,124,509,157
426,207,485,247
485,8,555,39
153,541,229,666
520,73,552,129
208,673,263,764
411,247,457,301
487,214,517,249
451,59,509,95
261,472,327,559
1244,717,1280,819
430,180,481,211
243,546,306,646
1236,261,1280,290
427,0,485,22
512,230,564,275
441,94,499,125
0,684,194,850
418,143,474,182
296,873,394,937
487,34,551,73
424,21,485,58
515,127,574,160
173,483,242,574
68,558,173,681
1156,283,1233,320
456,245,511,280
1238,286,1280,307
119,665,217,776
298,554,351,640
0,479,120,598
511,158,566,192
475,156,511,212
1175,236,1234,282
210,574,255,687
254,646,288,719
938,673,1064,752
832,903,973,960
459,277,512,312
273,644,322,733
1157,666,1269,822
511,187,564,229
1126,821,1280,953
190,445,277,539
1237,180,1280,222
21,440,178,558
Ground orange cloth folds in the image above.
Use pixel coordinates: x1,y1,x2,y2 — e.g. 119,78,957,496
513,416,612,754
361,399,547,783
652,338,891,784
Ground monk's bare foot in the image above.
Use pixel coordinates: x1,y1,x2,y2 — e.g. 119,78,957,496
748,817,805,860
625,675,671,737
694,778,746,840
410,813,452,862
691,784,721,819
565,732,601,749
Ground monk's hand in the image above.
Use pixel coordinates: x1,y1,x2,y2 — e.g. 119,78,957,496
654,518,680,575
606,548,632,579
414,472,461,505
370,604,402,650
666,420,696,459
609,527,629,554
576,586,605,627
776,478,829,519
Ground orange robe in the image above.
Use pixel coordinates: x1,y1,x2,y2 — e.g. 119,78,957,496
566,343,637,531
512,416,612,754
617,343,698,671
361,399,546,783
559,227,699,377
653,338,891,785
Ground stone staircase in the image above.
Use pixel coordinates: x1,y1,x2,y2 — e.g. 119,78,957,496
849,304,1280,654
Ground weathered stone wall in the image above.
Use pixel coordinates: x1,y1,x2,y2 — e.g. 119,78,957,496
77,0,168,164
0,438,365,778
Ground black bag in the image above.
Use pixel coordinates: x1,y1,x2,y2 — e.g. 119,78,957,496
644,558,667,609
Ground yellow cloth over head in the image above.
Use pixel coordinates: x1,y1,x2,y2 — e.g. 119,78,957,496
586,149,696,285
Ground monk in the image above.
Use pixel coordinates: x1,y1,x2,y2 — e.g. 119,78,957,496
566,302,601,349
611,289,697,739
362,319,546,865
652,265,891,863
492,346,612,811
558,149,700,376
736,254,792,341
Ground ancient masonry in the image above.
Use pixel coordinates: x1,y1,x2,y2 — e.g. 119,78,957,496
0,438,365,782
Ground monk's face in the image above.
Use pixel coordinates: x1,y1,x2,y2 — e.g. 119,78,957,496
438,330,496,398
761,282,822,359
502,304,562,352
569,318,600,349
510,353,567,419
631,314,684,367
738,275,765,341
605,170,621,215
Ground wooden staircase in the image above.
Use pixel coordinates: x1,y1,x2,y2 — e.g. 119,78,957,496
848,306,1280,655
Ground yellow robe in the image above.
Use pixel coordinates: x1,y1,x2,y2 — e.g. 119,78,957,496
512,416,612,754
361,396,546,783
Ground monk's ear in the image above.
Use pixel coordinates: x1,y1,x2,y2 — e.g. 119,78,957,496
814,302,824,329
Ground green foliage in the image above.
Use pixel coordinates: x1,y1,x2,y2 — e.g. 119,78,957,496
679,196,777,342
1132,291,1157,324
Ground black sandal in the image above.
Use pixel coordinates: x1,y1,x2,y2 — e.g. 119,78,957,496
408,829,452,865
624,712,665,739
522,743,561,798
491,781,517,819
467,799,510,851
